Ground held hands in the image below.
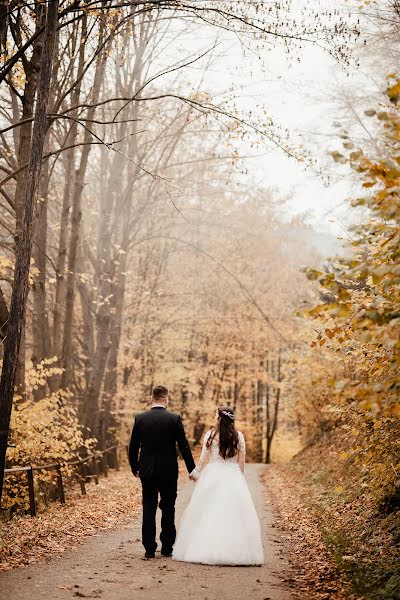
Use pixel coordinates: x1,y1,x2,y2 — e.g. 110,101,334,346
189,472,198,482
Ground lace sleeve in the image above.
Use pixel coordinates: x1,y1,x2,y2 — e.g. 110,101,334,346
191,431,212,480
238,432,246,473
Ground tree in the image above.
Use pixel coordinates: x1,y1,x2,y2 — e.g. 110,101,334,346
0,0,59,502
0,0,359,505
301,78,400,500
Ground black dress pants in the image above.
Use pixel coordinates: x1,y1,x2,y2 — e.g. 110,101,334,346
140,475,178,554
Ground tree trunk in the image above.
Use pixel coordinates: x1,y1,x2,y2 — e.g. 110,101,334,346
31,155,51,401
0,0,9,61
85,145,120,440
52,18,87,389
0,0,59,503
77,250,95,393
13,4,46,396
0,285,9,341
265,357,271,463
99,187,131,447
51,147,73,385
61,18,108,391
265,350,282,464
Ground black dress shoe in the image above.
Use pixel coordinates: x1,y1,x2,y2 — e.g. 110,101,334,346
145,551,155,559
161,548,173,557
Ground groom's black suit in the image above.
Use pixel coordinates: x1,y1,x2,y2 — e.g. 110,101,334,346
129,406,195,554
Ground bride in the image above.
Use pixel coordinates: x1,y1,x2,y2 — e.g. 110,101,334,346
172,406,264,566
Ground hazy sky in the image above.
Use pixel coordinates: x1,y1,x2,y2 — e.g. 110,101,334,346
155,2,381,247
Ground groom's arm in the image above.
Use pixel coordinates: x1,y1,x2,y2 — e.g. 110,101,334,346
128,417,141,476
176,416,196,474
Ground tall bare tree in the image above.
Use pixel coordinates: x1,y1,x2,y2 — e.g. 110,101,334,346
0,0,59,502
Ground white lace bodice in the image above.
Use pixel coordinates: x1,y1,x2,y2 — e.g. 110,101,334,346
191,430,246,479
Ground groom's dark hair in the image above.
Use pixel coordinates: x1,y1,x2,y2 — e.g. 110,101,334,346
152,385,169,400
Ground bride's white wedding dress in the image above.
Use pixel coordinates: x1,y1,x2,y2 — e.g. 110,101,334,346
172,430,264,565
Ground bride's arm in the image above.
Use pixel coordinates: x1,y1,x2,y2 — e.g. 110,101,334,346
238,432,246,473
190,431,211,480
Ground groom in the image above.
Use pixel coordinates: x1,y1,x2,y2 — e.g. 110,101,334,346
129,385,195,558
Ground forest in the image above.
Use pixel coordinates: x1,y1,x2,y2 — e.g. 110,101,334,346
0,1,399,599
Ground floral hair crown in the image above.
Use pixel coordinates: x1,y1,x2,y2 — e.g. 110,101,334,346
220,409,235,421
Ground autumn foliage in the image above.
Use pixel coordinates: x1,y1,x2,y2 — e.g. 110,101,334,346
298,79,400,503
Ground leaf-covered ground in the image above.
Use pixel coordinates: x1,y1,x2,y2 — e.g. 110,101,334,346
266,434,400,600
265,464,355,600
0,469,142,572
0,465,293,600
2,454,397,599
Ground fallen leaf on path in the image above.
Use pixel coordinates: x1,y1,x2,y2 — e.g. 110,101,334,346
0,468,141,572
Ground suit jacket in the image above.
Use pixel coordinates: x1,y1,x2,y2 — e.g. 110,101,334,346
128,407,195,479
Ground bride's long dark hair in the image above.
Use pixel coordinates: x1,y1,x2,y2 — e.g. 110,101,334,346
207,406,239,459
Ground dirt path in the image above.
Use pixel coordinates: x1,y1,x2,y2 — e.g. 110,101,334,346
0,464,293,600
